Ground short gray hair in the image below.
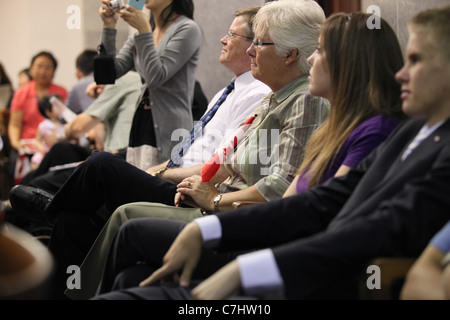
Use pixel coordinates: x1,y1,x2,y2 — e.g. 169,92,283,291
254,0,325,74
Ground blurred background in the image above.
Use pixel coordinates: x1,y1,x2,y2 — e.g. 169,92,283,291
0,0,448,102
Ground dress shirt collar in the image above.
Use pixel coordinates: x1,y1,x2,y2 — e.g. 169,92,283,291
233,70,258,93
272,75,309,104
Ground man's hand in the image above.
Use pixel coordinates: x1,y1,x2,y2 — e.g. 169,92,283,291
192,260,241,300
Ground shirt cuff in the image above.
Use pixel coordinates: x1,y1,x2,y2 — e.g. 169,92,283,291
194,215,222,248
237,249,284,299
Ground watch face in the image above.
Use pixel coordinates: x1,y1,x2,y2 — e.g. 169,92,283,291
214,195,221,201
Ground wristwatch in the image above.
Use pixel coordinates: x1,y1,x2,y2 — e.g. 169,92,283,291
213,194,223,212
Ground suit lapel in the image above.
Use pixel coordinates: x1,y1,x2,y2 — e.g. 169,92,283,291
374,119,450,189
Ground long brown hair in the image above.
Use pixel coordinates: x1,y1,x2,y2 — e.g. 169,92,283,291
150,0,194,30
297,12,404,188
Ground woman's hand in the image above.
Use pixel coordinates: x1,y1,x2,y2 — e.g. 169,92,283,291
99,0,119,28
176,175,219,212
119,5,151,34
139,222,203,288
192,260,242,300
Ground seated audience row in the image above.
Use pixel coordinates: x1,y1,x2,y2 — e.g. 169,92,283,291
4,0,450,301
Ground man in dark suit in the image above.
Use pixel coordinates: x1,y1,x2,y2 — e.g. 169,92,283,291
94,5,450,300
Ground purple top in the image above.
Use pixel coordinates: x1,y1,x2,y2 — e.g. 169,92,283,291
297,115,400,193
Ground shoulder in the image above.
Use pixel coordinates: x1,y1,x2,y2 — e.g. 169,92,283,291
50,83,68,99
172,16,202,39
75,74,94,88
235,72,271,98
352,115,401,138
10,82,34,110
176,16,200,30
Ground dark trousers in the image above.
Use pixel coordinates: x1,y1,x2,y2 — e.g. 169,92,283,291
95,218,241,300
46,151,178,298
21,141,91,194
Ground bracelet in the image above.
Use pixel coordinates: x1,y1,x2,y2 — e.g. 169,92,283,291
154,167,168,177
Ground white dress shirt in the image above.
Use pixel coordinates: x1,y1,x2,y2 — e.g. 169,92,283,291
180,71,271,168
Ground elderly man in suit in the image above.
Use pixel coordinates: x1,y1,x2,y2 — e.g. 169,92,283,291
94,5,450,300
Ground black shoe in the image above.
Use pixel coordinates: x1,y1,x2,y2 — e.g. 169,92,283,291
9,185,54,228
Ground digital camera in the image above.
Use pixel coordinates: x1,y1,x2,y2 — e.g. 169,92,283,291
109,0,125,10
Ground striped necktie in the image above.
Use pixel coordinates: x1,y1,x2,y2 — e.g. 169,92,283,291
167,81,235,167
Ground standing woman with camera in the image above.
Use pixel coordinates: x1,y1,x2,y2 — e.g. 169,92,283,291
99,0,202,170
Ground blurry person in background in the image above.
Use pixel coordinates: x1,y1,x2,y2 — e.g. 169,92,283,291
8,51,67,186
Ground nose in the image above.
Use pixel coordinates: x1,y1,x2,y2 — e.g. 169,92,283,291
247,42,256,57
220,35,228,45
395,64,408,84
307,51,316,66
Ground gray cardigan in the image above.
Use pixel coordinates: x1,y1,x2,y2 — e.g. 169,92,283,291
102,16,202,163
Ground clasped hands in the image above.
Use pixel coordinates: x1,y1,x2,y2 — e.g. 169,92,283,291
174,175,218,212
139,221,242,300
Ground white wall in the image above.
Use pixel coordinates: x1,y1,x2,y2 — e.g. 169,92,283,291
0,0,129,93
0,0,268,100
361,0,450,54
0,1,84,92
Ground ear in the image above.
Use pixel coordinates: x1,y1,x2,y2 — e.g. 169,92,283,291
285,49,299,65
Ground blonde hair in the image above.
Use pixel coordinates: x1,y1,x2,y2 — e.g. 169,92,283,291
253,0,325,75
234,6,261,40
409,5,450,62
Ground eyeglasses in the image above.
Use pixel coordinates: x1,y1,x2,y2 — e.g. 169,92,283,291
225,31,253,42
251,41,275,50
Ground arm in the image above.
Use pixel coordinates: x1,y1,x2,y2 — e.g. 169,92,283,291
254,94,327,202
401,221,450,299
100,1,134,79
282,175,299,198
8,111,24,152
66,113,101,140
161,164,228,186
92,122,106,151
132,20,202,88
283,165,351,199
401,246,446,300
177,178,266,212
33,127,46,155
443,259,450,299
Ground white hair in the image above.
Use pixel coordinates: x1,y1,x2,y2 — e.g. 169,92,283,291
254,0,325,74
